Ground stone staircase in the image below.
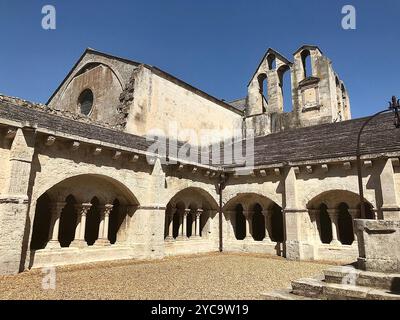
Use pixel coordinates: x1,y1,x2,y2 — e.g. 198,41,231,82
262,266,400,300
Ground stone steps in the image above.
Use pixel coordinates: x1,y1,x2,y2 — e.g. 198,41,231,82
291,277,400,300
323,266,400,292
263,266,400,300
261,288,319,300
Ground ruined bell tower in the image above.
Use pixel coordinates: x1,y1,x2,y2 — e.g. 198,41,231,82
244,45,351,136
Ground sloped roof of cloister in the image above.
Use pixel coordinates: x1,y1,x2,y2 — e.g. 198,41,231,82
1,95,400,169
250,112,400,166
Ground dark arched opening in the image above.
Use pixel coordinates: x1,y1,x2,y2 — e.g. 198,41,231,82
301,50,312,78
85,197,101,246
235,204,246,240
173,210,180,238
271,204,284,242
257,73,268,113
278,65,292,113
338,203,354,245
30,193,52,250
267,54,276,70
108,199,123,244
319,203,332,244
252,204,265,241
59,195,77,247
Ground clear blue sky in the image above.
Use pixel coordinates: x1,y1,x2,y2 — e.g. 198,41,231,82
0,0,399,118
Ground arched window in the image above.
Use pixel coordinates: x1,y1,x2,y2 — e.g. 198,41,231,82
319,203,332,244
257,73,268,112
301,50,312,78
278,65,292,113
78,89,94,116
267,54,276,70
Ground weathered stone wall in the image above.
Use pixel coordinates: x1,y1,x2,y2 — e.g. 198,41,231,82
125,67,243,139
52,64,123,126
245,46,351,136
0,139,10,194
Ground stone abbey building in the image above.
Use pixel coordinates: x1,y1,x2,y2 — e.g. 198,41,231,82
1,45,399,275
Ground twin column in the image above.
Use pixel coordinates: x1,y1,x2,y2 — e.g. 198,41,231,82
241,209,273,241
166,208,203,240
46,202,114,249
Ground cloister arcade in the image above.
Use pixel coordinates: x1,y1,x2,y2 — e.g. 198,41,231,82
164,188,218,241
30,178,380,265
307,190,376,247
30,175,139,251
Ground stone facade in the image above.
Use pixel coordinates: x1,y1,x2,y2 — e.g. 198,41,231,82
0,45,399,275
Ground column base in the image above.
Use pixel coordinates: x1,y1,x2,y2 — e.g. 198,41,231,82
45,240,61,250
330,239,341,246
176,236,188,241
94,239,111,246
244,236,253,241
70,240,87,248
165,236,175,242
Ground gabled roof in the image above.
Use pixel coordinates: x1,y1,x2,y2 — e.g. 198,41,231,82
46,48,243,115
46,48,141,105
293,45,323,56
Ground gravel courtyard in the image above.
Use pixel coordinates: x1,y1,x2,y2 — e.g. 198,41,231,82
0,253,333,300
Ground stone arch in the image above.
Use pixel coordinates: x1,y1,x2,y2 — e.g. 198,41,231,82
61,61,124,97
257,73,268,113
251,203,265,241
277,64,292,113
223,193,283,243
267,53,277,70
300,49,312,78
164,187,218,241
307,190,372,246
224,192,282,210
307,189,373,210
30,174,139,250
318,203,332,244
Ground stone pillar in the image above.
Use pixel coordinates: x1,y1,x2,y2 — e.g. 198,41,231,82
195,209,203,237
165,208,175,241
191,210,196,238
177,209,189,240
327,209,341,246
182,209,189,238
0,128,35,275
45,202,66,249
262,210,272,242
177,209,183,238
283,167,315,260
71,203,92,248
95,204,113,246
243,210,253,240
308,209,321,243
379,158,400,220
224,210,235,241
348,208,360,245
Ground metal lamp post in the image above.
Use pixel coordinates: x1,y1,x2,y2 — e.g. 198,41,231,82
357,96,400,219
